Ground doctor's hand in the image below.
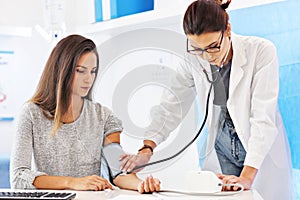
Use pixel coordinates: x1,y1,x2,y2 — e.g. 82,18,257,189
137,175,160,193
217,165,257,191
217,174,252,191
119,149,152,173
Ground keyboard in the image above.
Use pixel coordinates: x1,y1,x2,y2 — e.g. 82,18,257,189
0,191,76,200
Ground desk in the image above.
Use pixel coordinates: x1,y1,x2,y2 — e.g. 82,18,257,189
74,189,263,200
0,188,263,199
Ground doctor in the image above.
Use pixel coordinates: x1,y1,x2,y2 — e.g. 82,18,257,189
120,0,293,199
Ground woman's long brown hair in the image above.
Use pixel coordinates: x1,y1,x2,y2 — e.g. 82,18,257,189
30,34,99,135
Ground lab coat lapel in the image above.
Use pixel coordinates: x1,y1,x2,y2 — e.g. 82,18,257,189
228,36,247,100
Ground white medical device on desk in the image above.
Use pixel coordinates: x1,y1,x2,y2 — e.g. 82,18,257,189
186,171,223,193
157,170,244,196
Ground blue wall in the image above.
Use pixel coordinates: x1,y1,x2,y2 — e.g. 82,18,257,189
110,0,154,19
95,0,154,22
0,157,10,188
229,0,300,169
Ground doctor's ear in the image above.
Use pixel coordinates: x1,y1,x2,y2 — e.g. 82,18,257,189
226,23,232,37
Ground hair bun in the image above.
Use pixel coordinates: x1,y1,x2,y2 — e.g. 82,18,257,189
220,0,231,10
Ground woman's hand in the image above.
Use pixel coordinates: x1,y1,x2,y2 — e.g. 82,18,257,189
68,175,114,191
137,175,160,193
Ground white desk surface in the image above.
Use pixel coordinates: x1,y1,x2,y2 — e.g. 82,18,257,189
0,188,263,200
74,188,263,200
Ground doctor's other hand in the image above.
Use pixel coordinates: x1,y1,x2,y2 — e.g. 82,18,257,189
217,174,252,191
68,175,114,191
137,175,161,193
119,150,152,173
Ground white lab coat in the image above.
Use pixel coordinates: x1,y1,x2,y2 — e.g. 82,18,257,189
145,34,293,199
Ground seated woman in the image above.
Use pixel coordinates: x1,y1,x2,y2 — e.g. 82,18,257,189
10,34,160,193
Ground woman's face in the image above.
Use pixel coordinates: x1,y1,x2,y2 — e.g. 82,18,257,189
72,52,97,98
187,30,231,67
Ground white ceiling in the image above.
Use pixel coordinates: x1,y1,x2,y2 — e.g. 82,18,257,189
0,0,94,31
0,0,45,27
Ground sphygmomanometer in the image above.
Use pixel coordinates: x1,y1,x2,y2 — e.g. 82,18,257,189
101,142,124,184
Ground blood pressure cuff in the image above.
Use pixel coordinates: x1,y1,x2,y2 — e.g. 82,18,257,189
102,143,124,180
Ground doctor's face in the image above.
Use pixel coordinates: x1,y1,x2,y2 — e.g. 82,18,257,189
187,30,232,67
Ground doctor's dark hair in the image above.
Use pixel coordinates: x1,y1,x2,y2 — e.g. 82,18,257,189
183,0,231,35
30,34,99,135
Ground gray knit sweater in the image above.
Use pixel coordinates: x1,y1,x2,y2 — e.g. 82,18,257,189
10,99,123,189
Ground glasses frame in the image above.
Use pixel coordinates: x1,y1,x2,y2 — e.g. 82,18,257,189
187,31,224,56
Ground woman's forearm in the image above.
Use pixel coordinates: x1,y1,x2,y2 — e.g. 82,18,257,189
113,174,160,193
33,175,73,190
113,174,141,191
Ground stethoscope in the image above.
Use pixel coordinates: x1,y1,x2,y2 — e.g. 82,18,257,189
202,36,232,84
123,38,233,174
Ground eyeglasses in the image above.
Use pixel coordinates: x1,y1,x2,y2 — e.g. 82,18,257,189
187,31,224,56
